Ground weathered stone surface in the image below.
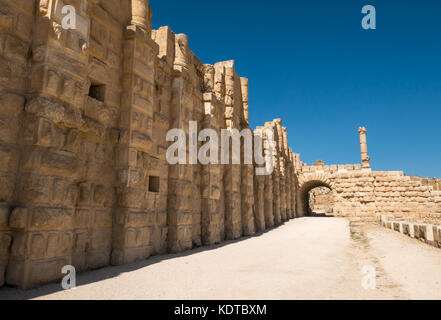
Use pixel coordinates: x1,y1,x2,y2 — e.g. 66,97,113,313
9,208,28,230
0,0,439,290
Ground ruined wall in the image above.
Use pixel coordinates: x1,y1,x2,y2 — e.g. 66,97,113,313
0,0,439,290
410,176,441,191
298,164,441,224
0,0,299,288
0,0,35,289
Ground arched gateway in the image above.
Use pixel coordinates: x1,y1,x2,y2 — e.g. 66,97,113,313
297,171,335,216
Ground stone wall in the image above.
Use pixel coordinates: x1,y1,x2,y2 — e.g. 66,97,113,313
298,164,441,224
0,0,439,290
0,0,35,289
309,187,334,214
410,176,441,191
0,0,299,288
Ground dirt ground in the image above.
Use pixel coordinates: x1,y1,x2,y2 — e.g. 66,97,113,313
1,217,441,300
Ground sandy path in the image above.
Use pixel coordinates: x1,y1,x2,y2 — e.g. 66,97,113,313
1,217,440,300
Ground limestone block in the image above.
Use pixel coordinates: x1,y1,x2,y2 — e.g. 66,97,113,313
9,208,28,229
27,257,70,289
93,185,113,207
29,207,73,231
85,97,118,127
0,113,21,144
90,228,112,251
4,34,29,63
85,246,111,268
437,227,441,247
126,210,150,228
0,3,14,30
0,231,11,259
0,92,25,117
29,233,46,259
414,224,423,240
423,225,437,247
401,222,410,236
151,225,168,254
0,56,26,90
0,264,5,287
74,230,89,252
40,150,79,177
432,226,440,247
0,204,9,230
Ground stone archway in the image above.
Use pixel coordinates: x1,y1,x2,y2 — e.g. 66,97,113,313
297,172,335,217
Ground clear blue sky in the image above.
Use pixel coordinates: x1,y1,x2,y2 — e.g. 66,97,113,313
150,0,441,178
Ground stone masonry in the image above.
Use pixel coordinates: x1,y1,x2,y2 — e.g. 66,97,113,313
296,128,441,223
0,1,439,289
0,0,300,288
308,186,334,215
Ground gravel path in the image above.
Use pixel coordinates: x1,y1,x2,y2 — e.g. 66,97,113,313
1,217,441,300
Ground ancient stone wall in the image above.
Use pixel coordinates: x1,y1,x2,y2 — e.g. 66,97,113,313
0,0,299,288
298,164,441,224
410,176,441,191
309,187,334,214
0,0,439,290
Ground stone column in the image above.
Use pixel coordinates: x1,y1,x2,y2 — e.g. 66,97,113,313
239,76,255,236
174,34,189,70
131,0,151,33
274,120,286,222
254,127,266,232
294,153,301,172
203,64,215,93
283,127,291,219
289,150,298,218
167,36,195,252
262,125,275,227
240,78,249,125
358,127,371,169
112,19,159,266
200,93,224,245
215,61,243,240
267,121,281,225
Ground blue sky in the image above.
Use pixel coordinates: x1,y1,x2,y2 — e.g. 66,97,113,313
150,0,441,178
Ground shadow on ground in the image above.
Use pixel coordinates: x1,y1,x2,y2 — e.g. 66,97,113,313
0,220,294,300
308,212,335,218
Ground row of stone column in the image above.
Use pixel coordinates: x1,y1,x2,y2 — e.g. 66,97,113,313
0,0,303,289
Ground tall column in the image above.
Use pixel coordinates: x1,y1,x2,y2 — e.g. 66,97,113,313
240,78,249,125
239,77,255,236
215,61,242,240
289,150,298,218
131,0,152,33
254,126,266,231
358,127,371,169
294,153,301,172
200,93,224,245
274,120,286,222
267,121,281,225
283,127,290,219
167,34,195,252
263,124,275,228
112,12,159,265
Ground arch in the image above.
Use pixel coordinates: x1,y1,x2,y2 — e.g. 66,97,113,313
296,172,335,217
